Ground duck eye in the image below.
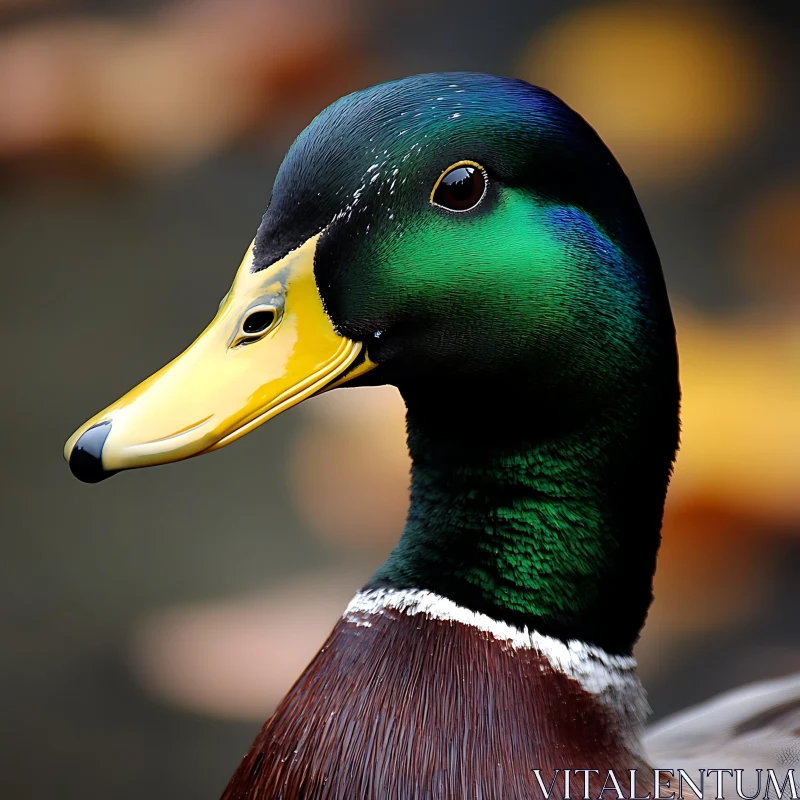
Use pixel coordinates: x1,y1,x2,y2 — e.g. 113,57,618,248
431,162,487,212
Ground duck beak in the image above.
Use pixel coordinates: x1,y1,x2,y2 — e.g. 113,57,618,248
64,233,376,483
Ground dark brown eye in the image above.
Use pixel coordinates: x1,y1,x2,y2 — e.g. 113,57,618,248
431,162,487,212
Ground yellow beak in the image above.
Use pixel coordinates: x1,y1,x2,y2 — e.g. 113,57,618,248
64,233,375,482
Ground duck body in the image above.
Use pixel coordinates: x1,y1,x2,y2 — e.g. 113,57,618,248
63,72,797,800
223,590,650,799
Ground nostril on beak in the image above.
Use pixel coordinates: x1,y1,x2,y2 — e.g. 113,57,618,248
69,421,116,483
243,308,276,334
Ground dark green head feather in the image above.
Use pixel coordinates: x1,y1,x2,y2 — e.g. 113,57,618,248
254,72,680,654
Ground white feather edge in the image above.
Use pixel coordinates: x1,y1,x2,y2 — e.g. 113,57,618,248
344,587,645,703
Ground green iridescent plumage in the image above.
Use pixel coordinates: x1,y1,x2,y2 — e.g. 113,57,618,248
254,72,679,653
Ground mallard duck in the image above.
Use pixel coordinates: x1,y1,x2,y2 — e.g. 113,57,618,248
64,73,799,799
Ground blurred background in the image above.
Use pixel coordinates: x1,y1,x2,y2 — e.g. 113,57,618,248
0,0,798,796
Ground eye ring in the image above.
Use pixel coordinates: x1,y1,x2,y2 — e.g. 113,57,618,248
430,160,487,213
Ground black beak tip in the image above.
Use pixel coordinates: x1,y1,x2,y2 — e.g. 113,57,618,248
69,421,117,483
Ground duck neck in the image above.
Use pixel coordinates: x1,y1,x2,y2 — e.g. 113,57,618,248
371,380,676,655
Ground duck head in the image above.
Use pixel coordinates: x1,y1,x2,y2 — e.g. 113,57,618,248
65,73,678,651
66,72,676,479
